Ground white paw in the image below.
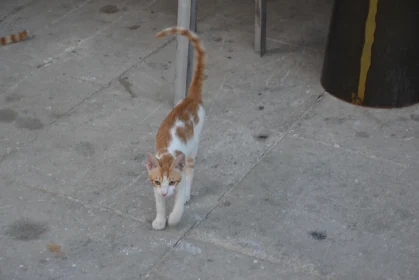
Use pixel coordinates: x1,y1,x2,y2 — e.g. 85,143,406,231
152,217,166,230
185,184,191,204
168,211,183,226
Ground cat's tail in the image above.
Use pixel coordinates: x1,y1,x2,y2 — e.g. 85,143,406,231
156,26,205,103
0,30,30,46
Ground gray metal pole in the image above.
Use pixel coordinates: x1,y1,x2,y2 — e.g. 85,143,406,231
255,0,267,57
174,0,192,106
186,0,197,89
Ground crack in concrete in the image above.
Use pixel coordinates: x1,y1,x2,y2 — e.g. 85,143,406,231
0,150,17,165
46,38,175,128
118,76,137,98
26,184,148,225
0,0,38,23
291,134,409,168
184,236,322,277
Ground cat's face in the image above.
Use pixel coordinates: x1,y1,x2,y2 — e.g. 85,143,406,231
146,152,185,197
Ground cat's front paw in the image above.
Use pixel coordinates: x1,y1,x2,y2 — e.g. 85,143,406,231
185,194,191,204
168,211,183,226
152,217,166,230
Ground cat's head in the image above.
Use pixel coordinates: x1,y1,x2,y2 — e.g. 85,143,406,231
146,152,185,197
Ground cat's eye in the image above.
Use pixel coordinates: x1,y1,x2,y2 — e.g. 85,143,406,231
154,180,161,185
169,181,176,186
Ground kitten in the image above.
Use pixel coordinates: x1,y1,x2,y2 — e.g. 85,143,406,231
146,26,206,230
0,30,30,46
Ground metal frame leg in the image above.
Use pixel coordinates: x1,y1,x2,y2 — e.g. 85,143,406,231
255,0,267,57
174,0,197,106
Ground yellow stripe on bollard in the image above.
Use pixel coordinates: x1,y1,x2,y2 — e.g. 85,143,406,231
354,0,378,105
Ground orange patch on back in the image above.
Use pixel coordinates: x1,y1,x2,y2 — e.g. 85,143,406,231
155,98,201,149
176,120,194,143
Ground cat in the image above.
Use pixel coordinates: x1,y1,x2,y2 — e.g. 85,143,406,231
0,30,30,46
146,26,206,230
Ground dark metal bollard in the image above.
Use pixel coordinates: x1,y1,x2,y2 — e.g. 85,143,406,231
321,0,419,108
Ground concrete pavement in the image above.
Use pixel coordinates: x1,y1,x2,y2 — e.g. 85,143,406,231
1,0,418,279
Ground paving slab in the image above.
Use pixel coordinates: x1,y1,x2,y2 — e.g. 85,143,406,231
0,0,90,67
0,181,178,280
5,0,417,279
188,135,419,279
148,238,323,280
1,69,101,125
0,5,335,280
0,72,101,161
0,59,33,94
201,0,332,50
123,21,325,136
0,0,35,21
0,83,164,206
0,7,329,236
35,21,328,232
293,93,419,168
0,0,162,68
0,76,280,235
0,0,87,35
0,60,37,160
39,0,178,86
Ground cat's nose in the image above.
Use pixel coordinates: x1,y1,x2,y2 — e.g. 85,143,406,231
161,192,167,196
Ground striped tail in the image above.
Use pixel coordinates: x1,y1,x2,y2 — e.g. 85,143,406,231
0,30,30,46
156,27,205,103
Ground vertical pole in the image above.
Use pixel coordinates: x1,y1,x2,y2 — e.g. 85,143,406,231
255,0,267,57
174,0,196,106
186,0,197,89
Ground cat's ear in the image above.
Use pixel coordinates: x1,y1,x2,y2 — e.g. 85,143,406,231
172,153,185,172
146,153,159,171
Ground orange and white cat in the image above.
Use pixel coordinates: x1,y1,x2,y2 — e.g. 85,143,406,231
146,26,206,230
